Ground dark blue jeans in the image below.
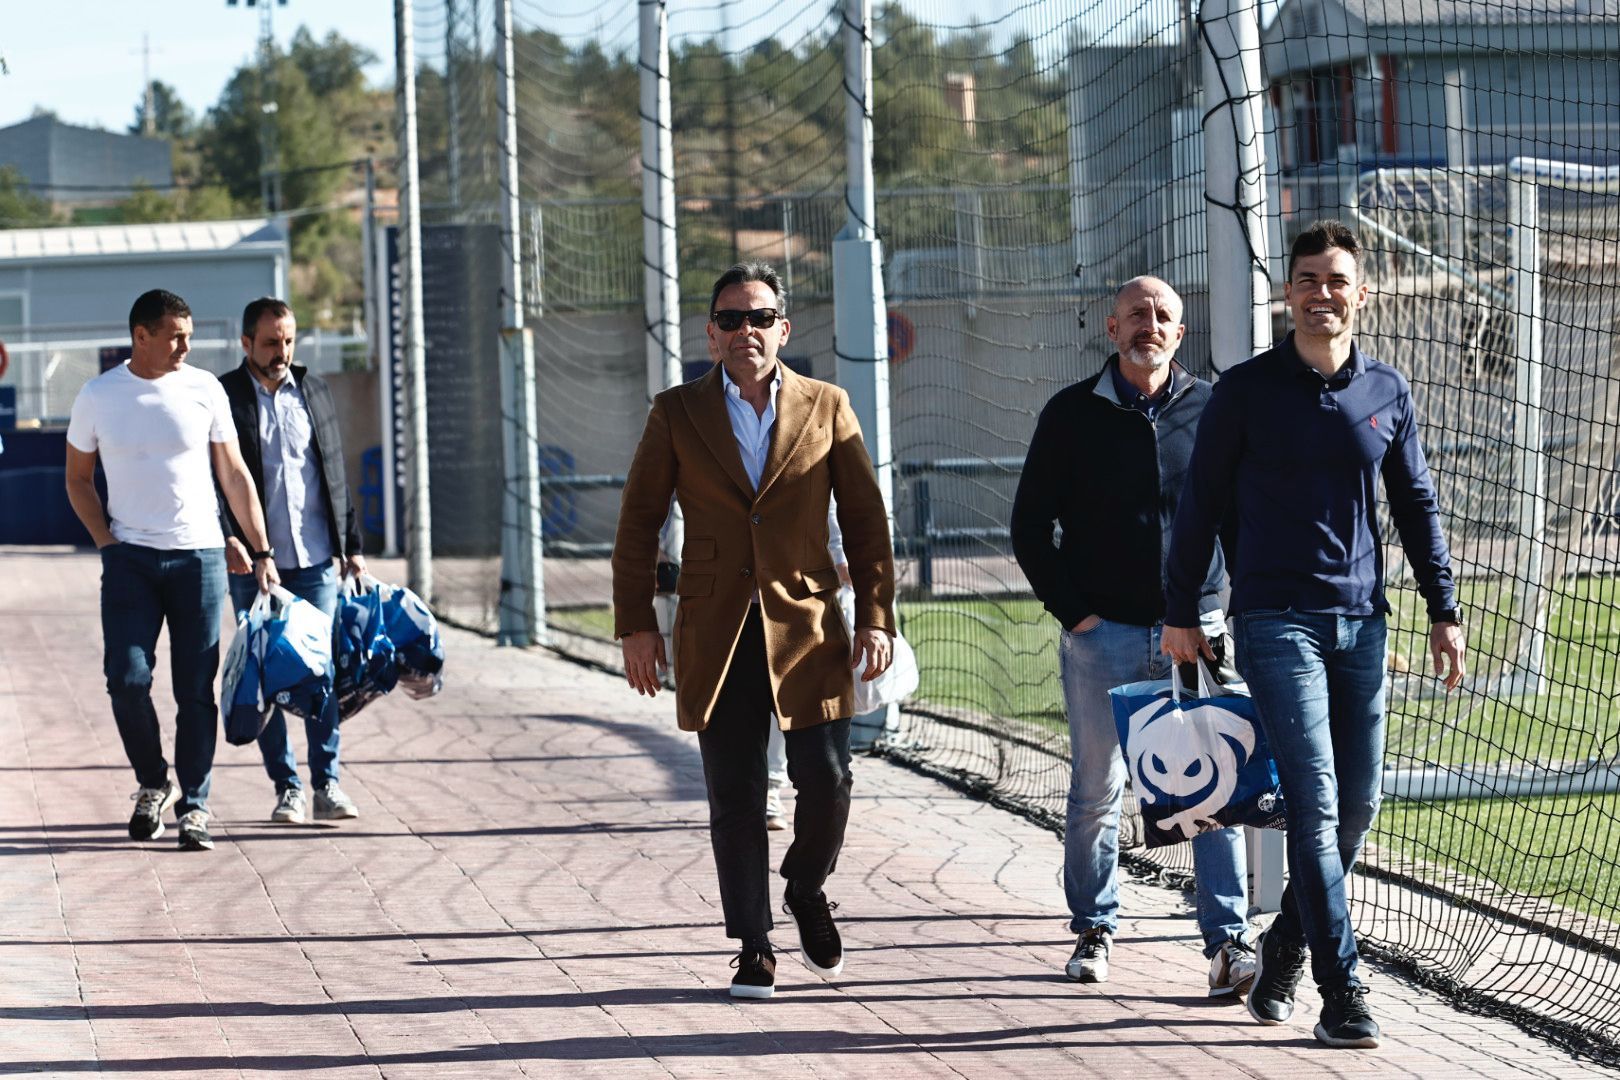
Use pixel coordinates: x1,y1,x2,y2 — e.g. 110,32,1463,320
100,543,227,817
1233,609,1387,991
230,562,341,792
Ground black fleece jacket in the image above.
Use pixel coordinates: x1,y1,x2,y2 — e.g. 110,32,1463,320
1010,356,1225,630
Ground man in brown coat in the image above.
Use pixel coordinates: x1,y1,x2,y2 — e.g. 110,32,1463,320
612,262,896,1000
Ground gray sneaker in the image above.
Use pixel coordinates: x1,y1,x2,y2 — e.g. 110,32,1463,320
1208,938,1258,998
271,787,307,824
765,787,787,832
177,810,214,851
312,782,358,820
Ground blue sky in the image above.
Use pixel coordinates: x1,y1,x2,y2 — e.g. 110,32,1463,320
0,0,1239,134
0,2,399,131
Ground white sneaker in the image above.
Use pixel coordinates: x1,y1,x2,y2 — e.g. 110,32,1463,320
312,782,358,820
271,788,307,824
1065,928,1112,983
1209,938,1258,998
765,787,787,831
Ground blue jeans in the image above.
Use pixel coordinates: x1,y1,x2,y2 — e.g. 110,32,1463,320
1233,609,1387,991
1059,617,1249,955
100,543,227,817
230,563,341,792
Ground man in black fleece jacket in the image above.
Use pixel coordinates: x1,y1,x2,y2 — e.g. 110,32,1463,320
1010,276,1254,997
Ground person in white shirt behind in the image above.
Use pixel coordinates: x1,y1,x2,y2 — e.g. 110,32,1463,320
65,289,278,853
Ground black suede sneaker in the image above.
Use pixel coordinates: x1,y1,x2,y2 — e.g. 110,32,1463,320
1315,984,1380,1048
729,947,776,1000
128,781,179,841
1247,928,1307,1025
783,885,844,977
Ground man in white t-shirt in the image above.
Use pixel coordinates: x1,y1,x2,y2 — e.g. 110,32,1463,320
65,289,280,853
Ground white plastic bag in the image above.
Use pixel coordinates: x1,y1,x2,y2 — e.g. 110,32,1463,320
838,585,920,712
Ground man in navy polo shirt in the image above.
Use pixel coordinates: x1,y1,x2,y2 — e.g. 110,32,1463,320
1162,220,1466,1050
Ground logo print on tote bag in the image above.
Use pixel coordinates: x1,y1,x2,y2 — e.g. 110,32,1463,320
1123,698,1256,840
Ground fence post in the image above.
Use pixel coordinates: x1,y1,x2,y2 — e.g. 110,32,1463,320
640,0,684,657
1200,0,1271,373
1201,0,1279,911
395,0,434,602
495,0,546,647
834,0,897,751
1508,160,1547,696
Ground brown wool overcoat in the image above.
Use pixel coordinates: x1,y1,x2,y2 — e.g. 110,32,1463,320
611,363,896,732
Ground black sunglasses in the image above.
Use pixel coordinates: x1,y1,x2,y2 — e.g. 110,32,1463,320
710,308,781,332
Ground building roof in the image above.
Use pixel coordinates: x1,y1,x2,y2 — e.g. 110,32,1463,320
0,219,287,262
1338,0,1620,23
0,115,173,204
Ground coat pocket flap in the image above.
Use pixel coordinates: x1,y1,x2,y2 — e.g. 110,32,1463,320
682,537,717,562
797,565,841,596
675,573,713,597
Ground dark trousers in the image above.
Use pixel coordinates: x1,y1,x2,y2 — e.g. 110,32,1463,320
100,543,227,817
697,607,853,942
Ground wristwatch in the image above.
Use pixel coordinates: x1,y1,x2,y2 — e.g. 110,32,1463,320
251,547,276,562
1431,607,1463,626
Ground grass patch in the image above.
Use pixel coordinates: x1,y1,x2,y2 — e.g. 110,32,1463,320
1374,793,1620,927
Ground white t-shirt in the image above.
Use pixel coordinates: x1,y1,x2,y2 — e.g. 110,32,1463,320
66,362,235,550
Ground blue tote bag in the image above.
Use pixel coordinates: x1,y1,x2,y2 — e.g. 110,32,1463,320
221,591,272,746
1109,660,1286,848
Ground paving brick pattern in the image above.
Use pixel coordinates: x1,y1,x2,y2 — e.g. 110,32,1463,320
0,550,1609,1078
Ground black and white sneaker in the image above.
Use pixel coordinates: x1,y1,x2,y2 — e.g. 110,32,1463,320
128,781,179,841
782,885,844,977
729,947,776,999
1208,938,1258,998
1065,927,1112,983
1315,984,1380,1048
1247,928,1307,1025
176,810,214,852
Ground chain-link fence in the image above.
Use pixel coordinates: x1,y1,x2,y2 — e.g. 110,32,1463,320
396,0,1620,1062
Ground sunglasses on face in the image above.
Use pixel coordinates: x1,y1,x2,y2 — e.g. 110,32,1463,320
710,308,781,332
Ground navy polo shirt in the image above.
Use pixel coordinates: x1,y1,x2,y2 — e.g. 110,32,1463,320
1164,333,1456,625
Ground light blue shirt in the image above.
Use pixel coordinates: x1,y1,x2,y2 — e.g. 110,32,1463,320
255,373,333,570
721,364,781,492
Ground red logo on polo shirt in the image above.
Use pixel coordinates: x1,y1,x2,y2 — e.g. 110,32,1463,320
1370,416,1378,428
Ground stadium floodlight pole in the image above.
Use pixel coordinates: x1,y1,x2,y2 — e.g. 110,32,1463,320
395,0,434,602
1199,0,1271,374
834,0,897,751
640,0,683,658
495,0,546,647
1200,0,1280,913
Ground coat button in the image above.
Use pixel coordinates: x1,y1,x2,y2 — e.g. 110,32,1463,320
751,513,761,525
740,567,752,578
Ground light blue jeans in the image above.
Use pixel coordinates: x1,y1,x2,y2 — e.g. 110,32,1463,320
1233,609,1386,991
1060,617,1249,955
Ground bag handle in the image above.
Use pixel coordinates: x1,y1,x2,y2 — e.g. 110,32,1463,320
1170,655,1220,701
247,589,274,621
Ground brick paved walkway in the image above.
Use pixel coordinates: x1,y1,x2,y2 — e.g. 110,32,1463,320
0,549,1607,1078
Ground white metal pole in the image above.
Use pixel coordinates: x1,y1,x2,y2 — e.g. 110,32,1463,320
396,0,434,601
1509,161,1546,696
1201,0,1272,372
495,0,546,646
1444,70,1469,261
447,0,464,211
640,0,684,659
834,0,897,750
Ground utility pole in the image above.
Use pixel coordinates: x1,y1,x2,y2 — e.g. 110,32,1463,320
227,0,285,214
396,0,434,601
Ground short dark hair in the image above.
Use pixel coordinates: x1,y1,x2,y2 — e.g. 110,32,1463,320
241,297,293,339
128,289,191,336
709,261,787,316
1288,219,1363,280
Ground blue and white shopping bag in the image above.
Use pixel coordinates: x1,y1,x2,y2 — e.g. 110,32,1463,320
221,591,272,746
1109,661,1286,848
378,580,445,678
259,585,335,721
334,573,397,721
